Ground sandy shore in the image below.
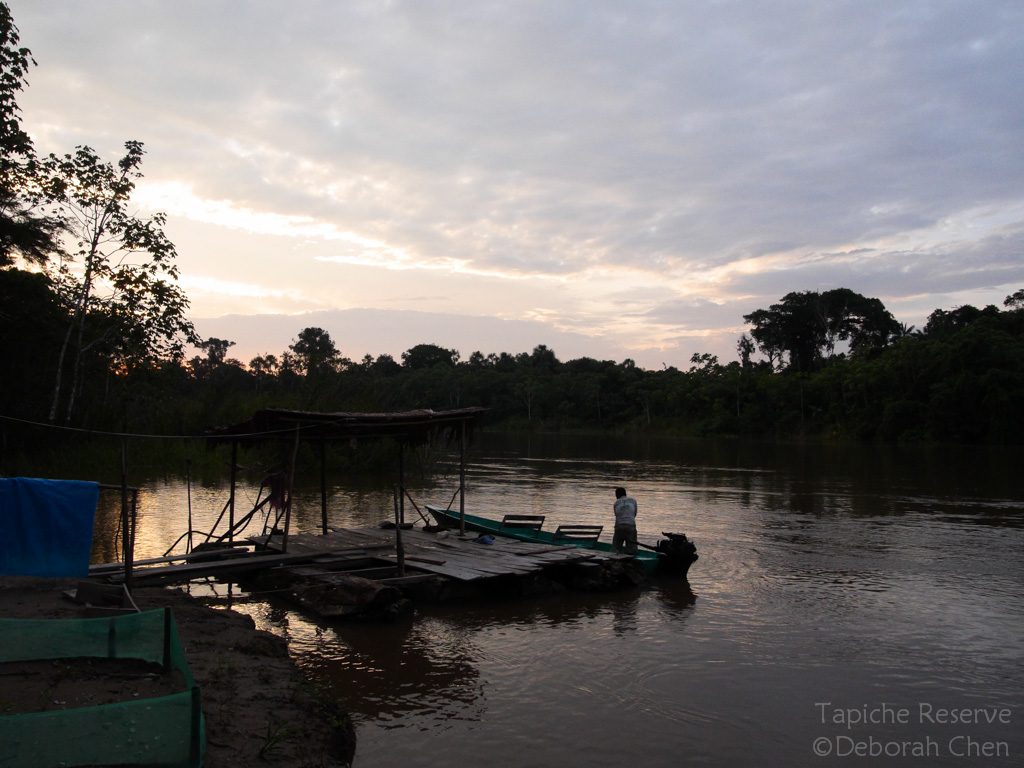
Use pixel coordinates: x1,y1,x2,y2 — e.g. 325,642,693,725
0,576,355,767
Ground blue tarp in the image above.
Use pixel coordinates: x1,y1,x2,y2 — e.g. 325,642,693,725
0,478,99,577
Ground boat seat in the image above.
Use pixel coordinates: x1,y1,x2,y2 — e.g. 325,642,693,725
499,514,545,533
552,524,603,544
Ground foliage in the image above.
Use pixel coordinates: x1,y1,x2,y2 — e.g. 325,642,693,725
2,273,1023,445
0,3,197,432
289,326,339,375
42,141,197,423
0,2,61,266
743,288,901,372
401,343,459,370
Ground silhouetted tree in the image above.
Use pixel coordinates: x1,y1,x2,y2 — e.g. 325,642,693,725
289,327,338,375
0,3,62,267
744,289,899,372
45,141,196,423
401,343,459,370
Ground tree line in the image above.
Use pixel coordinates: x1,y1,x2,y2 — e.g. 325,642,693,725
2,3,1022,448
4,277,1023,445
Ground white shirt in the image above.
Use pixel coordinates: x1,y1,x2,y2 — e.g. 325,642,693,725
613,496,638,527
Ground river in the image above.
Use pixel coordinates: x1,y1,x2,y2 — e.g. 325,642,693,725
93,434,1024,766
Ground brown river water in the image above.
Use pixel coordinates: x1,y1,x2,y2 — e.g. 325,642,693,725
91,434,1024,767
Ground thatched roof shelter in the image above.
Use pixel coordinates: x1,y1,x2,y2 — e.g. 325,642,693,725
204,407,487,545
205,407,487,446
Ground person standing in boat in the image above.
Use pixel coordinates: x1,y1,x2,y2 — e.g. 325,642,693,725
613,487,639,555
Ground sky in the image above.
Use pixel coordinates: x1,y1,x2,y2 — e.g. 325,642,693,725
9,0,1024,369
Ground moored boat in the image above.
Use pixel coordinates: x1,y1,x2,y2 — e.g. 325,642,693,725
425,505,698,578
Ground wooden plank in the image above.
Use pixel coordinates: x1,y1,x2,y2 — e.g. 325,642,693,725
377,555,490,581
254,532,395,553
405,554,447,566
107,548,382,585
415,535,592,571
512,544,577,556
552,524,603,544
498,514,546,533
422,552,536,576
88,546,253,575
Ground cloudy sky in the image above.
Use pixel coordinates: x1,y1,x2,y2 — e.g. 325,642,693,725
10,0,1024,368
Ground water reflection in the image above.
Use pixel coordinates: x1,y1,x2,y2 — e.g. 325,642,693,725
75,434,1024,767
655,580,698,616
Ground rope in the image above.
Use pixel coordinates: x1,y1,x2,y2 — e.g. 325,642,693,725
0,411,364,441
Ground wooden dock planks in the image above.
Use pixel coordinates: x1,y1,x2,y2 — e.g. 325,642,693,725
258,527,610,582
91,526,627,586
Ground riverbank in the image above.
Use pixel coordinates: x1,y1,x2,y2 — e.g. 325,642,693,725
0,576,356,767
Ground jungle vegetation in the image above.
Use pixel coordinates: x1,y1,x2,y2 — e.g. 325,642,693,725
2,2,1022,450
4,275,1023,446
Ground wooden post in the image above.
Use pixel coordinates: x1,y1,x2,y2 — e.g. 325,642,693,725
320,436,328,535
398,440,406,525
129,488,138,575
186,459,193,553
459,420,467,536
283,426,300,553
120,438,133,593
229,440,238,543
393,484,405,577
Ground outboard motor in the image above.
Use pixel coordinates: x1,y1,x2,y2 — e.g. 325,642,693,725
655,532,698,576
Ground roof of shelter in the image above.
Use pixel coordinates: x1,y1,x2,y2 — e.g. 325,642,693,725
205,407,487,446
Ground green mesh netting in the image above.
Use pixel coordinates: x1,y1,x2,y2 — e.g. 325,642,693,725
0,607,205,767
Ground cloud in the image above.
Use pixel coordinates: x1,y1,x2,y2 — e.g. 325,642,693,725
8,0,1024,369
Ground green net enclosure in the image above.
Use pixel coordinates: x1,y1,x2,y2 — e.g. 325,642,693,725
0,607,205,767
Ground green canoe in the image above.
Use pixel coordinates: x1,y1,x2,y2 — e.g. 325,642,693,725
424,505,697,578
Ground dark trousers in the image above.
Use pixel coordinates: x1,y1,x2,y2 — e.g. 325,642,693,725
613,524,637,555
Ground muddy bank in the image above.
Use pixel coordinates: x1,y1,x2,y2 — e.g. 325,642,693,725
0,576,356,767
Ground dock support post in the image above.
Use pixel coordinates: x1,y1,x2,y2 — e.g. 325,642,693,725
394,484,405,577
186,459,193,553
283,426,299,553
320,436,328,535
120,438,134,593
229,440,238,544
398,440,406,524
459,420,467,536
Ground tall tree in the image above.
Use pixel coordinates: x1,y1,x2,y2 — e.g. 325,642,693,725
922,304,1000,338
744,289,899,372
0,2,61,266
200,337,235,365
401,343,459,370
527,344,560,373
744,291,823,372
45,141,196,423
736,333,756,370
818,288,901,354
289,326,339,375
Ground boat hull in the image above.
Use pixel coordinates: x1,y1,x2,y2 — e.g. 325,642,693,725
425,505,696,578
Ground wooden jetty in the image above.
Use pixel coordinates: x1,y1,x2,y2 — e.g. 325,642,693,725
83,408,647,621
262,526,644,584
248,527,647,618
87,524,647,620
